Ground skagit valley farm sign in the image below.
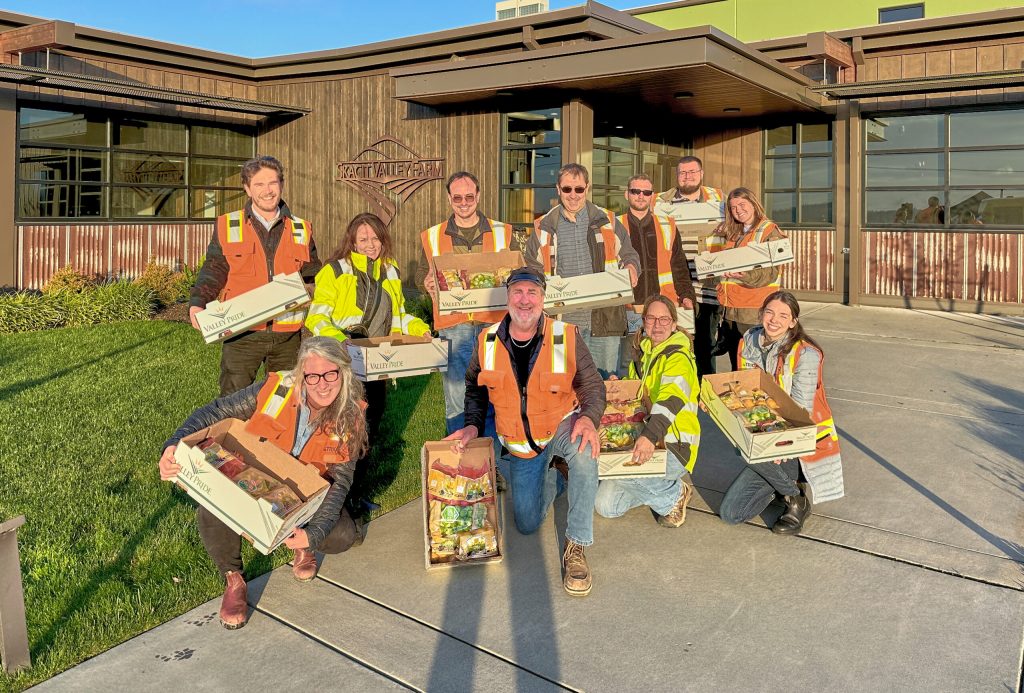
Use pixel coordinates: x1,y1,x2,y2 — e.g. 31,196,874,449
335,137,444,225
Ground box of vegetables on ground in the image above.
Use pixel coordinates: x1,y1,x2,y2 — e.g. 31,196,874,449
432,249,524,316
596,379,668,479
700,369,818,463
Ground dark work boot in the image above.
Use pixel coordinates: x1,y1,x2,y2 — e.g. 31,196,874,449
772,493,811,535
219,571,248,629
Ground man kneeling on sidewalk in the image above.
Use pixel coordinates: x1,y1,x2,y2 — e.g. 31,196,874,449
447,267,605,596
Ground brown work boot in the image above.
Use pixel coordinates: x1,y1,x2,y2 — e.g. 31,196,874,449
292,548,318,582
219,571,248,630
562,541,592,596
657,480,694,528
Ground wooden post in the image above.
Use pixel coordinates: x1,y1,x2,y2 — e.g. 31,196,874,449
0,515,30,674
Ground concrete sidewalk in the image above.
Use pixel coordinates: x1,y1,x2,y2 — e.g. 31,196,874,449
34,304,1024,692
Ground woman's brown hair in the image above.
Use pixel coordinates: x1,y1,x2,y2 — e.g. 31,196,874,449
631,294,681,354
721,187,768,243
330,212,394,265
758,290,823,355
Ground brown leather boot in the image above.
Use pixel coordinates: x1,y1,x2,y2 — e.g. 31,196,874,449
562,541,592,597
292,548,318,582
219,571,248,629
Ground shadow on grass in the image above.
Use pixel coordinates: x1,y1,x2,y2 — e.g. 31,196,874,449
0,326,174,402
28,494,182,664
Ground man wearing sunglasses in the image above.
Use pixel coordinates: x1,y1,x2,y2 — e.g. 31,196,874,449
448,267,605,596
524,163,640,378
417,171,517,434
618,173,696,338
654,156,726,378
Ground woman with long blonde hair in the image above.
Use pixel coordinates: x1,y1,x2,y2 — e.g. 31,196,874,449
159,336,367,630
713,187,787,370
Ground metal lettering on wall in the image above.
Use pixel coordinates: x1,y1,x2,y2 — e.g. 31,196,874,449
335,137,444,225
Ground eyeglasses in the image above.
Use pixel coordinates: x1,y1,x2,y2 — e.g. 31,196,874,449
303,369,340,386
450,194,476,204
677,169,702,178
628,188,655,197
643,315,674,327
559,186,587,194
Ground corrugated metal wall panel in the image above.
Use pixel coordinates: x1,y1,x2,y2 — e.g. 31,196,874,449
18,223,215,290
780,229,835,293
967,232,1021,304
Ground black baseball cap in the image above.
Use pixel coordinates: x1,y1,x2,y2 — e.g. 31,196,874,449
505,266,546,289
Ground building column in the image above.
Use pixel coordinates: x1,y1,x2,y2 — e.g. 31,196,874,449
561,98,593,183
845,101,863,307
0,89,15,289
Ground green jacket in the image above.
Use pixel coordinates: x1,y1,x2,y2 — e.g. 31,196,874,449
306,252,429,341
627,330,700,471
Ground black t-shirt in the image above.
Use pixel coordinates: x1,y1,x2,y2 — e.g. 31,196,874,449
509,333,541,389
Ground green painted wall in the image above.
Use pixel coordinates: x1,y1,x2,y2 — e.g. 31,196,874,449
637,0,1016,42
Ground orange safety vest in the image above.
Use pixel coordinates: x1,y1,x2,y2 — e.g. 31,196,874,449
533,208,619,275
244,371,355,477
737,338,840,464
421,217,511,330
475,318,578,459
617,212,680,304
717,219,783,310
216,209,312,332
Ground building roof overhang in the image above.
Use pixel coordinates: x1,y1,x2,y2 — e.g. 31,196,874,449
390,26,828,118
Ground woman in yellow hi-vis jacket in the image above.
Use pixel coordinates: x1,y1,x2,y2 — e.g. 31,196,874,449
306,212,430,515
595,295,701,528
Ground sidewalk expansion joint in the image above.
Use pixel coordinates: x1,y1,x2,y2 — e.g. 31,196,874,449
305,571,584,692
685,505,1024,593
249,603,422,691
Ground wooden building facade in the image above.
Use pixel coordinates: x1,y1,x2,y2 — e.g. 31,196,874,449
2,4,1022,313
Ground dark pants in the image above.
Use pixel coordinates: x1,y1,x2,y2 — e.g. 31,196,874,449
693,302,723,379
348,379,387,510
197,506,358,577
717,319,757,372
219,330,302,396
719,459,800,525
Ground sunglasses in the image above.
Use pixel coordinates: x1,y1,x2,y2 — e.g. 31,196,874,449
628,188,654,197
450,194,476,204
559,186,587,194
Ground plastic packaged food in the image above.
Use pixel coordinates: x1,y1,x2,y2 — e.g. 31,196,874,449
260,486,302,518
457,528,498,559
599,397,647,452
234,468,280,496
198,439,250,479
438,503,474,535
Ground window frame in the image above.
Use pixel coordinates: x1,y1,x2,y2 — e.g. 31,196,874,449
762,122,835,228
862,105,1024,231
878,4,924,24
499,107,563,228
16,103,255,222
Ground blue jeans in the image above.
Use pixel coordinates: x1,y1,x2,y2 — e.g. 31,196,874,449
719,459,800,525
577,324,623,379
440,322,493,435
594,449,687,518
495,416,599,546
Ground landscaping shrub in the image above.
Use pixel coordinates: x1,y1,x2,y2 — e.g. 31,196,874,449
0,292,68,333
0,281,156,334
42,265,94,294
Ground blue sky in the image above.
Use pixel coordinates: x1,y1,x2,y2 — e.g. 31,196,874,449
0,1,640,57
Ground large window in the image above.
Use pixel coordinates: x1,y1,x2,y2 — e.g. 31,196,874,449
18,106,254,221
763,123,834,226
864,108,1024,228
500,108,561,227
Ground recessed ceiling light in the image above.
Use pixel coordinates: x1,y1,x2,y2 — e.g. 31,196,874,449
495,90,514,97
723,107,741,113
615,125,624,129
674,91,694,99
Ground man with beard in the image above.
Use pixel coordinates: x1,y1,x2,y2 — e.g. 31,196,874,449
654,156,725,378
447,267,605,596
417,171,515,435
617,173,696,339
525,163,639,378
189,156,322,396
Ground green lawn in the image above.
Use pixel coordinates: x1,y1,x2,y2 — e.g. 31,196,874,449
0,321,443,692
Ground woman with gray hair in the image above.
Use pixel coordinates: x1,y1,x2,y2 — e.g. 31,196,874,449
159,336,367,630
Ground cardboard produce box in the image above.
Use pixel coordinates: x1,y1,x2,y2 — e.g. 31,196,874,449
700,370,817,464
693,238,794,279
671,201,725,225
196,272,310,344
598,379,668,479
432,249,523,316
171,419,330,555
544,267,633,313
421,438,503,571
347,335,449,382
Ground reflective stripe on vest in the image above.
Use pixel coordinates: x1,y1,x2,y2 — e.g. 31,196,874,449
226,211,244,244
483,323,500,370
425,222,445,257
779,340,838,443
291,216,309,246
260,375,294,419
550,321,567,374
703,187,723,203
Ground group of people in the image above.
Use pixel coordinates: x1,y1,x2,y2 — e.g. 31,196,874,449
157,153,843,627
